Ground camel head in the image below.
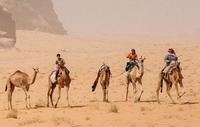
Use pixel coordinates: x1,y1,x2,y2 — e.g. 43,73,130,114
33,67,39,73
138,56,146,63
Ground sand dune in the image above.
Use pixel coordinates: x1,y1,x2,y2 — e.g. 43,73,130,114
0,31,200,127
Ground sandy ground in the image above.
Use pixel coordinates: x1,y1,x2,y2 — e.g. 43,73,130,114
0,31,200,127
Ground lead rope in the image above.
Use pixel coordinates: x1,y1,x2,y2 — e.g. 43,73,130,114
38,72,49,74
111,71,126,78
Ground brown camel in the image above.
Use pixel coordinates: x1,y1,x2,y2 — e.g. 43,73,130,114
156,62,185,104
5,68,39,109
47,67,71,108
92,64,111,102
125,56,146,102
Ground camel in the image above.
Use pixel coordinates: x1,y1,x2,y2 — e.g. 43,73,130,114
5,68,39,109
92,64,111,102
156,62,185,104
125,56,146,102
47,67,71,108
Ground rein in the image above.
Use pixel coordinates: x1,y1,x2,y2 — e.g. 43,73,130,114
111,71,126,78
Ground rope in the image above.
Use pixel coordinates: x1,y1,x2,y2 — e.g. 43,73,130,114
38,72,49,74
111,71,126,78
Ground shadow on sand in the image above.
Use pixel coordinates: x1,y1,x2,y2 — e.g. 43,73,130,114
139,100,158,103
59,105,88,109
182,101,199,105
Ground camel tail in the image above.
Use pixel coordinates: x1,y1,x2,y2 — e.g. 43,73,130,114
5,78,11,91
5,84,7,91
92,76,100,92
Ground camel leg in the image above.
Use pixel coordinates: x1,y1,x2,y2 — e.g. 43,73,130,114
137,80,144,102
66,86,71,107
50,85,56,107
22,88,29,109
156,80,161,104
101,82,106,102
178,80,185,98
7,80,13,110
132,81,137,102
125,78,130,101
47,72,55,107
106,85,109,102
102,87,106,102
166,83,175,104
47,86,51,107
8,90,12,110
28,94,31,108
55,86,61,108
174,83,182,104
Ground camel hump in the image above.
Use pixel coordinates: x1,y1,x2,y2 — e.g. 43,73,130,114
14,70,21,74
10,70,22,76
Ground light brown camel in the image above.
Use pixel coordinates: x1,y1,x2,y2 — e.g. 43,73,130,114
156,62,185,104
5,68,39,109
92,64,111,102
125,56,146,102
47,67,71,108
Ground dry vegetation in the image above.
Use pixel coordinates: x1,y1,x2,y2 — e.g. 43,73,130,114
109,104,119,113
18,117,44,126
6,109,18,119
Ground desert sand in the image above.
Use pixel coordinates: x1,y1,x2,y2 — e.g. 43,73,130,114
0,30,200,127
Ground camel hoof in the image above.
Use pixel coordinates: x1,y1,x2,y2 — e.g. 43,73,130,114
172,102,176,104
179,92,186,98
178,99,183,105
106,100,110,103
47,104,49,107
54,104,57,108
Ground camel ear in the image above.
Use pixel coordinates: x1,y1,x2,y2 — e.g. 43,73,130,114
32,67,39,70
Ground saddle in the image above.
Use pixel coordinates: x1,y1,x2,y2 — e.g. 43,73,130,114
125,62,138,72
57,67,70,77
161,62,182,88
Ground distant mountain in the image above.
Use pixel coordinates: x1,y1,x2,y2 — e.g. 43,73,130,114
0,0,67,35
0,5,16,48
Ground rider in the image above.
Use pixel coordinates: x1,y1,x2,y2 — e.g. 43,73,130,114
56,54,65,68
55,54,69,80
126,48,138,72
162,48,178,76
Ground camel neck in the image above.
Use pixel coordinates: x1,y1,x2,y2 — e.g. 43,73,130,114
29,71,37,85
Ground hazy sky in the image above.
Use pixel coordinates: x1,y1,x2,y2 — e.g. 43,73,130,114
52,0,200,35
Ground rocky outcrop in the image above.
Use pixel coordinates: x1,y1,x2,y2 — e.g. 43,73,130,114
0,0,67,35
0,5,16,48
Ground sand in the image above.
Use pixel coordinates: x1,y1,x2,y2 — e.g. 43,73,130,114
0,30,200,127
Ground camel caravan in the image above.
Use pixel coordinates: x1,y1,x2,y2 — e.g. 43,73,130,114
4,48,185,110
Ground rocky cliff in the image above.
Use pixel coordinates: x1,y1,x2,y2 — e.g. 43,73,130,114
0,5,16,48
0,0,67,35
